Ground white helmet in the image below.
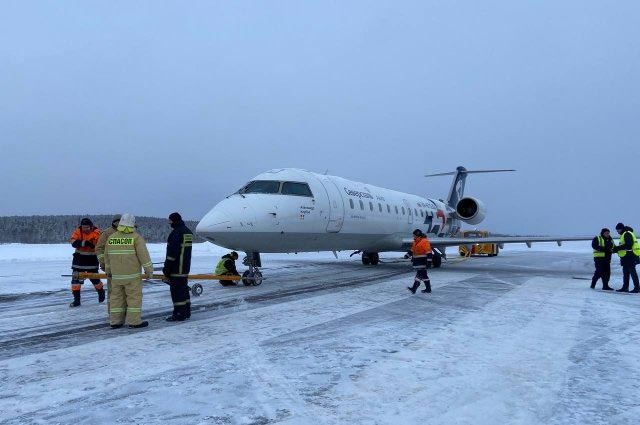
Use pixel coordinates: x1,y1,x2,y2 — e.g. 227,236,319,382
119,213,136,227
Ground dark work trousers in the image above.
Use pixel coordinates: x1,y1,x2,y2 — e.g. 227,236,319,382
620,257,640,291
410,269,431,292
591,259,611,288
71,266,103,304
169,277,191,319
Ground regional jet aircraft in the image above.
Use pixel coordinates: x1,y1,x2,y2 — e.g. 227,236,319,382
196,167,590,285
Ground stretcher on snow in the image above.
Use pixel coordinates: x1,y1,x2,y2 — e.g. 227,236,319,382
63,271,256,297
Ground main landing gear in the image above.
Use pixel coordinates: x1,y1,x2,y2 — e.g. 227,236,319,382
361,252,379,266
242,252,263,286
349,250,379,265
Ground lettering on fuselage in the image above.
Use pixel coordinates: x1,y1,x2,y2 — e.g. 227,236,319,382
343,187,373,199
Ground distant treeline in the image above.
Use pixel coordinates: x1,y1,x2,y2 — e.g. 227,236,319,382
0,215,203,244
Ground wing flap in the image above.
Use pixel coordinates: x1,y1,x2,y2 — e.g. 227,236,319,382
401,236,592,250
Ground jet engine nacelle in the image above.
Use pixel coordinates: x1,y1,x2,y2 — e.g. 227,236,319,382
455,197,486,225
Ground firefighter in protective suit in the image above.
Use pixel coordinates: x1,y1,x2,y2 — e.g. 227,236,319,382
104,213,153,328
163,212,193,322
406,229,433,294
95,214,121,314
69,217,105,307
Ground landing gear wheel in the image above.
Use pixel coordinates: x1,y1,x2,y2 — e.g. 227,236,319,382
242,270,263,286
362,256,371,265
252,270,263,286
370,253,379,266
191,283,203,297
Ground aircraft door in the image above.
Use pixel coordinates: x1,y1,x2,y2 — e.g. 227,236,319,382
403,199,413,225
320,177,345,232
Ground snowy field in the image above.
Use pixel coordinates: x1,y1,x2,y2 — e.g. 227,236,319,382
1,241,639,424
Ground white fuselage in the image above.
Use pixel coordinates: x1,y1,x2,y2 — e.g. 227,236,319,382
196,168,462,253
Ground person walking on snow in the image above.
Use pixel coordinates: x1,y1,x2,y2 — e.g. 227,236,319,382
69,217,105,307
406,229,433,294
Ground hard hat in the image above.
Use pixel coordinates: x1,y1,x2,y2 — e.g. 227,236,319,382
119,213,136,227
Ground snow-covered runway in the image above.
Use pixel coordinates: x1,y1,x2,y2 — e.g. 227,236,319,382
1,243,638,424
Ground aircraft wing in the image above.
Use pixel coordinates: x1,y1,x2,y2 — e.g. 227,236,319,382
400,236,593,250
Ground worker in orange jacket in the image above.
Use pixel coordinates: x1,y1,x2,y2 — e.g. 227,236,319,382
69,217,104,307
406,229,433,294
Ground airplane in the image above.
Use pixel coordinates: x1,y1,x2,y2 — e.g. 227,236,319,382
196,166,591,285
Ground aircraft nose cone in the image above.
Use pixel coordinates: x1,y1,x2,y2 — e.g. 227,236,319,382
196,209,232,235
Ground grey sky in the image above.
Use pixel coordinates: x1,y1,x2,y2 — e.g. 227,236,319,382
1,1,638,235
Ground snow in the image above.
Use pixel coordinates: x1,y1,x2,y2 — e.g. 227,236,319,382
1,241,639,424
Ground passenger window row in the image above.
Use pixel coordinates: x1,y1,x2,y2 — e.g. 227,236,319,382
348,198,426,218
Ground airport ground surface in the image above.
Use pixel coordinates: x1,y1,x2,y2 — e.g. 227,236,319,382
0,244,638,424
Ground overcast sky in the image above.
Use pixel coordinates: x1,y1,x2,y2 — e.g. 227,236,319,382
1,1,638,234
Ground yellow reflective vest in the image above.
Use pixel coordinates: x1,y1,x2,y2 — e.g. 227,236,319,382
593,236,605,258
617,231,640,258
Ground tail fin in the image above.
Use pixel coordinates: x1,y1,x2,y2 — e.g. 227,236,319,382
425,166,515,208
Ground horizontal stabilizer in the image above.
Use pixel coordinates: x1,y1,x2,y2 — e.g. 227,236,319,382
425,168,515,177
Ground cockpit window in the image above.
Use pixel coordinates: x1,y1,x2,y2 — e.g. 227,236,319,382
240,180,281,194
281,182,313,197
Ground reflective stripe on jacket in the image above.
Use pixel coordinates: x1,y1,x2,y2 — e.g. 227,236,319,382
96,226,117,265
70,227,101,254
104,230,153,280
164,222,193,277
411,237,433,269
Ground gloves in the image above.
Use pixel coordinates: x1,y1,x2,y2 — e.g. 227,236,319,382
144,272,153,279
84,241,94,248
71,240,82,248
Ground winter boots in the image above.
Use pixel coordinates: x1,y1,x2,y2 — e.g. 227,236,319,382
70,287,106,307
407,281,420,294
98,288,106,303
421,279,432,293
69,291,81,307
129,321,149,329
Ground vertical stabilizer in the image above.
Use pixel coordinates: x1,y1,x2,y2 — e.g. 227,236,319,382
425,166,515,208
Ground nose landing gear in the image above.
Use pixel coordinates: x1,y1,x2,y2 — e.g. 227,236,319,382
242,252,263,286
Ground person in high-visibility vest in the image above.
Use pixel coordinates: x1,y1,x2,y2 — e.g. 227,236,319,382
611,222,640,293
591,228,614,290
215,251,240,286
405,229,433,294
